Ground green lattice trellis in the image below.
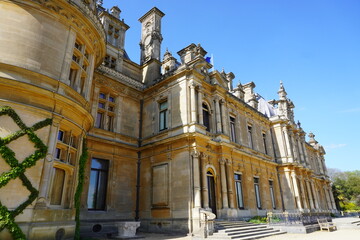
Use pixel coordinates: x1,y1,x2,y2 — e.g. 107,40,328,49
0,106,52,239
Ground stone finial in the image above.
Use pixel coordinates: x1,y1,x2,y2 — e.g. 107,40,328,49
308,132,318,145
110,6,121,19
163,48,172,60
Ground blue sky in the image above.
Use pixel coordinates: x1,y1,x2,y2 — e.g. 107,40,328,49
103,0,360,171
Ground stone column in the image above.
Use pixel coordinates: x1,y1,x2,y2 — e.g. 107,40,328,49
226,159,235,209
311,181,320,209
291,173,302,209
91,86,100,118
324,186,332,210
283,128,293,162
306,180,315,209
214,97,222,133
36,118,61,208
201,154,209,208
197,87,203,125
219,158,229,208
220,100,228,135
190,83,197,123
297,138,305,164
299,178,308,209
192,151,202,208
60,29,76,83
301,140,309,166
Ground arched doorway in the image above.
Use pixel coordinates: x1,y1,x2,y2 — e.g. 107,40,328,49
207,170,217,214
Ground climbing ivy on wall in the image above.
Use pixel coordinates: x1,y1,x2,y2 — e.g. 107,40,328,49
0,106,52,240
74,138,88,240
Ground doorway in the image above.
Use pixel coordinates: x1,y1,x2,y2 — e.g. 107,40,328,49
207,170,217,215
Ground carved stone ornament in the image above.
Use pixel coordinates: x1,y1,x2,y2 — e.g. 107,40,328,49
191,150,200,158
97,65,145,90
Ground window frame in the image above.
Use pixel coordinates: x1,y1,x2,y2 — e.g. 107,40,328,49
87,158,109,211
50,167,66,206
234,173,244,209
202,103,211,132
269,180,276,209
230,116,236,142
248,125,254,149
262,132,268,154
254,177,262,209
159,100,168,131
95,92,116,131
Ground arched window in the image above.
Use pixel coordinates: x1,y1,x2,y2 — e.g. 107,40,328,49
202,103,210,131
207,169,216,214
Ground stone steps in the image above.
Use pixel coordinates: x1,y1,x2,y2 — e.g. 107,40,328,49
209,221,286,240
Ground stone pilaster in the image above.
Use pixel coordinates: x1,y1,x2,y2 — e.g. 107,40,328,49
306,180,315,209
219,158,229,208
190,83,197,123
201,153,209,208
226,159,235,209
197,87,203,125
36,117,61,208
220,99,228,135
192,150,201,208
291,173,302,209
215,97,222,133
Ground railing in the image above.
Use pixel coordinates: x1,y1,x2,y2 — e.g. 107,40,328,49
267,210,332,226
200,210,216,238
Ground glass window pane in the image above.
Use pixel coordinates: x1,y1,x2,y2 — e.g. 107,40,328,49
50,168,65,205
57,130,64,141
91,158,109,170
98,102,105,108
99,93,106,99
96,112,103,128
87,170,99,209
160,101,168,110
95,171,108,210
159,111,165,130
88,158,109,210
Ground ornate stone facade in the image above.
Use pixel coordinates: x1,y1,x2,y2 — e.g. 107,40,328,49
0,1,336,239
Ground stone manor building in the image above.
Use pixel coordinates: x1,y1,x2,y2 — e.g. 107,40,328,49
0,0,336,239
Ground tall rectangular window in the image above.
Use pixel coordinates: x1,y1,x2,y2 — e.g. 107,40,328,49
87,158,109,210
248,125,253,149
159,101,168,131
230,116,236,142
254,177,261,209
262,133,268,154
95,112,103,128
269,180,276,209
96,92,116,131
202,103,210,131
50,168,65,205
234,174,244,209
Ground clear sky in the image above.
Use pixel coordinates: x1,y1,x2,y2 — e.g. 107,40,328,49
103,0,360,172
